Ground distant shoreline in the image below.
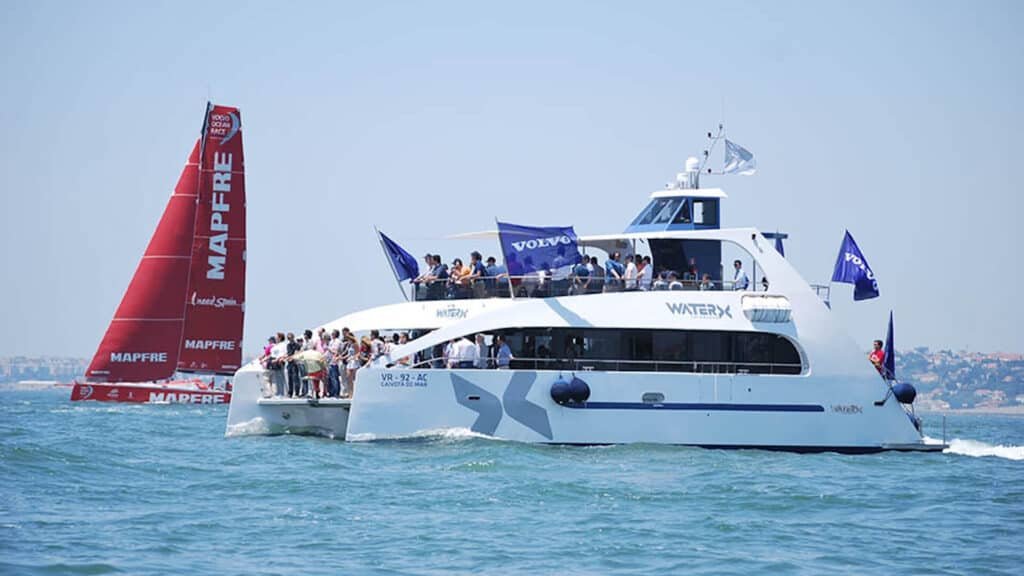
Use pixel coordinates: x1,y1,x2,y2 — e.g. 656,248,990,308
921,406,1024,416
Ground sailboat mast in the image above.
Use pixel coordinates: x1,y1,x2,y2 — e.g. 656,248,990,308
174,103,213,375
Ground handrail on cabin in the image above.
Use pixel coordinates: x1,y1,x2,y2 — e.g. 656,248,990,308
398,356,804,375
410,275,772,301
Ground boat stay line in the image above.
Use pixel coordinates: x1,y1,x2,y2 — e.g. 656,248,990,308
141,255,191,259
563,402,825,412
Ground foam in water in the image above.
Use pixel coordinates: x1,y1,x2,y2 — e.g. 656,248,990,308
224,417,272,437
926,435,1024,461
945,438,1024,461
347,427,502,443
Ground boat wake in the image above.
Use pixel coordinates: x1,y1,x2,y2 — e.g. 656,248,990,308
925,436,1024,461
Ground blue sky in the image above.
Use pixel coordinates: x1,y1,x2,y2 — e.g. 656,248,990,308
1,0,1021,357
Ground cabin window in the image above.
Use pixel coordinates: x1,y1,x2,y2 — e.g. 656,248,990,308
632,198,683,226
497,328,803,375
692,199,719,226
671,199,692,224
632,199,669,225
652,198,683,224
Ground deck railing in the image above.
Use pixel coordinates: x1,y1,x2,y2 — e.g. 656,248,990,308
411,275,770,301
403,355,804,375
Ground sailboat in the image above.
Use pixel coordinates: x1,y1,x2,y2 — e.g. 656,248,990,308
71,103,246,404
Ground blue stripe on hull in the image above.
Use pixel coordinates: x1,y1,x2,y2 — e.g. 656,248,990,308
562,401,824,412
543,443,943,454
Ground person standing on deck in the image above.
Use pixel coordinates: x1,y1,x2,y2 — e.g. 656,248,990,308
284,332,302,398
571,257,590,295
623,254,638,290
269,333,288,397
342,333,359,397
869,340,886,375
396,332,413,368
468,251,487,298
455,336,478,368
732,260,750,291
484,256,504,297
495,335,513,369
635,256,651,291
604,252,624,291
327,329,343,397
589,256,605,293
474,334,489,369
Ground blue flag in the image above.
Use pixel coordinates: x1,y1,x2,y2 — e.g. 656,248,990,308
378,230,419,282
831,230,880,301
774,236,785,257
497,221,581,278
883,310,896,380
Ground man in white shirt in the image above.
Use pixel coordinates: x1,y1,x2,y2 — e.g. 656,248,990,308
452,336,478,368
623,255,638,290
732,259,750,291
474,334,489,368
269,334,289,397
369,330,386,360
637,256,652,291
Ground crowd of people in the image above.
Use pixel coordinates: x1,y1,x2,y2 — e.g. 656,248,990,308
254,252,773,398
411,251,768,299
425,334,515,369
259,328,411,399
257,329,522,398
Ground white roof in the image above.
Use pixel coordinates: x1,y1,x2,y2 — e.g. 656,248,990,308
321,298,519,333
579,226,758,245
649,187,728,199
445,230,499,240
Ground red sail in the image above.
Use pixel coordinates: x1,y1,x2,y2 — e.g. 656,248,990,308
177,104,246,374
85,142,201,382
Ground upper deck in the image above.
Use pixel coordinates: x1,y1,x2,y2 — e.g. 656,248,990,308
413,225,828,305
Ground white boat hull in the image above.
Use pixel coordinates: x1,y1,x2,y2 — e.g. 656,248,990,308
225,363,349,438
345,368,937,452
225,362,940,452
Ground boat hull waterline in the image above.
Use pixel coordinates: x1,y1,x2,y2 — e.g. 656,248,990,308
226,361,941,452
72,381,230,405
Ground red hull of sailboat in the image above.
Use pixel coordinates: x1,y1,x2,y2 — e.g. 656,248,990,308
70,381,230,405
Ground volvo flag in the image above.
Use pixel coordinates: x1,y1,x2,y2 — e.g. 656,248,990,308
497,221,581,277
377,230,419,281
831,230,880,301
723,139,757,175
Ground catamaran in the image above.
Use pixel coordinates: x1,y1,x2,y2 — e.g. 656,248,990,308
71,103,246,405
225,148,941,452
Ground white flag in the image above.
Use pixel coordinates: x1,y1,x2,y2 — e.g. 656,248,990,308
723,139,757,175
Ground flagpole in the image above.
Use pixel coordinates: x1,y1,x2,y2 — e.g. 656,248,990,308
374,225,410,302
699,124,724,174
495,217,515,299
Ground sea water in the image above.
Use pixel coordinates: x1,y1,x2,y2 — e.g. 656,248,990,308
1,388,1021,575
